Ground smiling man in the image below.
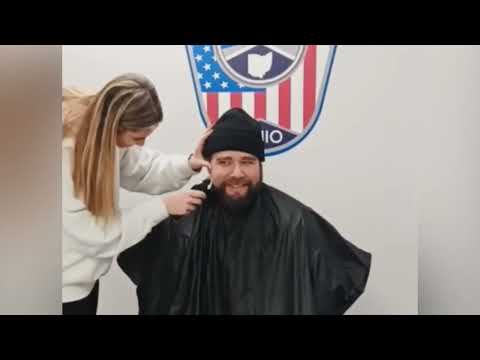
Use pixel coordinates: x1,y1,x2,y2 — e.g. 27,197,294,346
118,108,372,315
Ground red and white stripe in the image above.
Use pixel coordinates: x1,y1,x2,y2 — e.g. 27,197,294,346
203,45,331,133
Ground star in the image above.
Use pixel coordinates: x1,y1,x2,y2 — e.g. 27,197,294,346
204,82,212,89
212,72,220,80
203,63,211,71
221,81,228,89
203,46,211,52
195,54,203,62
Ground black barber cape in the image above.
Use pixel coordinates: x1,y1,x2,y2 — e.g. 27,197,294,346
118,180,372,315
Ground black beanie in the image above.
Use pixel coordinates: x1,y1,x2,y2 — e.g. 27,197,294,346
202,108,265,162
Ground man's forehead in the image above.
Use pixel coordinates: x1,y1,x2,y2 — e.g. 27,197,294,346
211,150,258,160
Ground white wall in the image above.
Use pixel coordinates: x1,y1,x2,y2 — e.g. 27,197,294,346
64,45,473,315
415,46,480,314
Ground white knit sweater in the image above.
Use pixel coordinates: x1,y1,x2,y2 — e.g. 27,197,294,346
62,137,195,302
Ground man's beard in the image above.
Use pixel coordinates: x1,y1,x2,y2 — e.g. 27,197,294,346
211,181,262,216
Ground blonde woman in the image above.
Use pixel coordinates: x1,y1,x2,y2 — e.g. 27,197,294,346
62,73,211,315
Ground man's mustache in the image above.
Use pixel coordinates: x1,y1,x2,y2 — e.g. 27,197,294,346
224,178,251,186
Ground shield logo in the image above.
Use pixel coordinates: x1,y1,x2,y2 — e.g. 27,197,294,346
186,45,337,156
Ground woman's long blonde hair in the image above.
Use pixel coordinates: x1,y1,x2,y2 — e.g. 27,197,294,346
63,73,163,222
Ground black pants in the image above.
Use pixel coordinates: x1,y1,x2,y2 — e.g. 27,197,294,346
62,280,99,315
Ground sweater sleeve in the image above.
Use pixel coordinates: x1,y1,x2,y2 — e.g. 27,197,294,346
63,196,169,259
119,146,196,195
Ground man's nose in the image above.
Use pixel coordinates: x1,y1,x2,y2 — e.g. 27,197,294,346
230,163,243,177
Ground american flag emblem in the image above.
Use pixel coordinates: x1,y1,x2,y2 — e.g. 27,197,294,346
186,45,337,156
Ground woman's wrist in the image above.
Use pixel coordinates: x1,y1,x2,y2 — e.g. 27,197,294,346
188,153,201,172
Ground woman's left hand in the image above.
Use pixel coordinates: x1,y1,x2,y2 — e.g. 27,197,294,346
189,126,213,172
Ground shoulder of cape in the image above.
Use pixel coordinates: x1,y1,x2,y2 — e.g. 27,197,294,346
263,184,310,212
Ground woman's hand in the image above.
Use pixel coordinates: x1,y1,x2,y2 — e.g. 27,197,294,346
163,190,207,216
189,126,213,172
